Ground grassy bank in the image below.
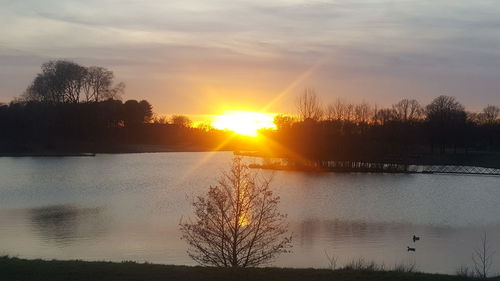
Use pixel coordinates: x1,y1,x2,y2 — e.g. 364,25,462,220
0,256,494,281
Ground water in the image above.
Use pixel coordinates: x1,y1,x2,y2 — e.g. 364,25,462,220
0,152,499,274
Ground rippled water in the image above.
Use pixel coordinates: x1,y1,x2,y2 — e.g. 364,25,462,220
0,152,499,274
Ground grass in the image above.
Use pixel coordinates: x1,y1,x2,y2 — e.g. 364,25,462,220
0,256,497,281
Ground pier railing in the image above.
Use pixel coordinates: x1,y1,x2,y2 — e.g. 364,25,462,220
248,158,500,176
419,165,500,176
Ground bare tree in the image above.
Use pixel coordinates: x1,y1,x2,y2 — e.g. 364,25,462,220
57,60,87,103
24,60,124,104
392,99,423,122
373,108,396,125
196,121,215,132
273,114,296,130
472,232,494,278
24,60,86,104
467,112,481,123
354,102,372,124
152,114,170,125
296,88,324,121
83,66,114,102
171,115,193,128
104,82,125,101
180,157,292,267
327,98,349,121
324,250,338,270
426,95,466,122
344,103,354,122
481,105,500,124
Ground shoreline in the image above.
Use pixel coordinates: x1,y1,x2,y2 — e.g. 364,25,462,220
248,163,500,176
0,152,97,157
0,145,233,157
2,150,499,176
0,256,483,281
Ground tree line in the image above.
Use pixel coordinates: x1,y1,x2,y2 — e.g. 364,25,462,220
0,60,241,153
291,88,498,126
264,89,500,167
0,98,236,153
1,60,499,167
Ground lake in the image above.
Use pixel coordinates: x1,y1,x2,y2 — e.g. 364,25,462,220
0,152,499,274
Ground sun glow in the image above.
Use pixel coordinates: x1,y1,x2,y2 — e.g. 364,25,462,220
212,111,276,137
239,215,250,227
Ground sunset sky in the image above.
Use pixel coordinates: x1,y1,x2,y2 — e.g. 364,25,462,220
1,0,500,116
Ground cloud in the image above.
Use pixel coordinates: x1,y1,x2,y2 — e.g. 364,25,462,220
0,0,499,110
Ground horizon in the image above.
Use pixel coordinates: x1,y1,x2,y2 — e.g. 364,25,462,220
1,0,500,115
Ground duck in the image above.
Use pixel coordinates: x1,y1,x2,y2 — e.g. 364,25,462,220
412,235,420,242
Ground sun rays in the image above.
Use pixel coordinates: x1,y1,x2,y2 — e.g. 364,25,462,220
211,111,277,137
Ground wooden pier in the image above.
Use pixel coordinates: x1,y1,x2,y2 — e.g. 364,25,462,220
248,159,500,176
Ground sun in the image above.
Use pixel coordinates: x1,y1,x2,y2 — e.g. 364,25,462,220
212,111,277,137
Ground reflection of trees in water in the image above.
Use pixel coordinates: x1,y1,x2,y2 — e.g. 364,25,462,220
295,219,457,247
297,220,322,248
29,204,107,246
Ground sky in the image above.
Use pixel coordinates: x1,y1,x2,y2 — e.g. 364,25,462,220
1,0,500,116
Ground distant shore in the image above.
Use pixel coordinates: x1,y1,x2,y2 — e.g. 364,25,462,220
0,256,483,281
0,152,96,157
2,146,500,173
236,150,500,170
0,144,232,157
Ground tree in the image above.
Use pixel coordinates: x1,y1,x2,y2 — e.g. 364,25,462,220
481,105,499,124
139,100,153,123
273,114,295,130
472,232,494,278
327,99,351,122
123,100,146,127
296,89,323,121
392,99,423,122
171,115,192,127
24,60,124,104
196,121,215,132
426,96,467,154
180,157,292,267
353,102,372,124
24,60,87,103
373,108,396,125
426,95,466,123
82,66,114,102
152,114,170,124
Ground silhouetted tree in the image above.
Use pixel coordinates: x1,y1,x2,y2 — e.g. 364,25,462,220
472,232,493,278
139,100,153,123
273,114,295,130
82,67,116,102
152,114,169,124
426,96,466,122
24,60,124,104
392,99,423,122
481,105,500,124
196,121,215,132
326,99,353,122
180,157,292,267
24,60,87,103
123,100,145,127
353,102,372,124
171,115,192,127
296,88,323,121
373,108,396,125
426,96,467,154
